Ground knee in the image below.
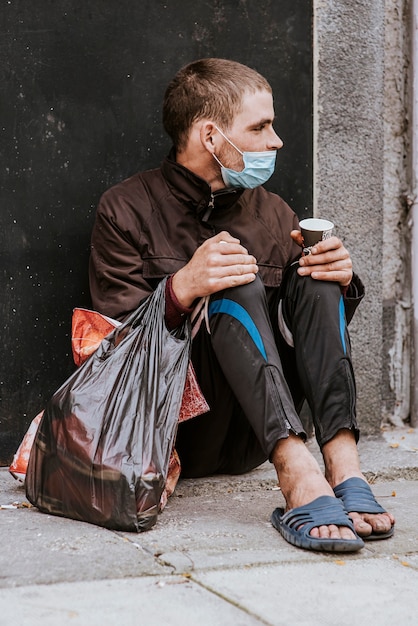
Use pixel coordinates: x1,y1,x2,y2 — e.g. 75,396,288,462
281,269,343,331
287,265,342,303
303,275,341,298
211,273,266,303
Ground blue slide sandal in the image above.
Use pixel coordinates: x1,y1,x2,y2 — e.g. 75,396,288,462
271,495,365,552
333,477,394,540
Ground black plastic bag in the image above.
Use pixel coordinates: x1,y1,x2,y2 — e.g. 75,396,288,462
26,278,191,531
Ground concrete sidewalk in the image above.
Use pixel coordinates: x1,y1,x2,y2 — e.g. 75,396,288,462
0,428,417,626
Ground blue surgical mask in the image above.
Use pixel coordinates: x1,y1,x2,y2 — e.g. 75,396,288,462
213,126,277,189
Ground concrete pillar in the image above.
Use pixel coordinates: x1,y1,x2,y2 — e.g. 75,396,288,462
314,0,386,434
382,0,412,428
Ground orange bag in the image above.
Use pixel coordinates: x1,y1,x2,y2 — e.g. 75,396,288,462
9,411,44,481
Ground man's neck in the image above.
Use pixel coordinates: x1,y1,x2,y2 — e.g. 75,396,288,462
176,149,225,192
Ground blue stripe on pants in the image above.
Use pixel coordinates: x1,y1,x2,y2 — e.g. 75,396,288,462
208,299,267,361
339,296,347,355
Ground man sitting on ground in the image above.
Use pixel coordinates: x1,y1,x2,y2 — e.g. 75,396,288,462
89,58,395,552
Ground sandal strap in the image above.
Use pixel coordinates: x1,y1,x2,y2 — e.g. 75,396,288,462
333,477,387,515
280,495,356,535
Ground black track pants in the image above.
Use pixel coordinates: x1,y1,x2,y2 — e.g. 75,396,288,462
175,265,358,478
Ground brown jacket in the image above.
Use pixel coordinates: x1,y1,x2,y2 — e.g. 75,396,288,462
89,153,362,321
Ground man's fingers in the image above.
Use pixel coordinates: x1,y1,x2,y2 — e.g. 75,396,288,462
204,240,249,258
211,272,258,291
290,229,304,247
208,262,259,279
216,241,250,256
299,259,352,273
203,242,257,268
212,231,242,246
300,247,350,267
298,267,352,285
199,233,238,253
297,257,352,286
180,231,259,300
217,251,258,266
309,271,352,284
309,235,342,253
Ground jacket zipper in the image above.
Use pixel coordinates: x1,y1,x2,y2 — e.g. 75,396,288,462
201,193,215,222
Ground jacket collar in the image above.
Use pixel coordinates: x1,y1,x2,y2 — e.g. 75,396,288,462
161,148,244,216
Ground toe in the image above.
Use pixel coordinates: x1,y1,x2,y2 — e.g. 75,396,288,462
349,512,373,537
318,524,332,539
310,524,356,541
362,512,394,535
339,525,357,541
349,511,394,537
327,524,343,540
310,524,331,539
309,525,320,538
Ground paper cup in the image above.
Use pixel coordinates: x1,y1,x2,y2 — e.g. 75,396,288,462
299,218,334,253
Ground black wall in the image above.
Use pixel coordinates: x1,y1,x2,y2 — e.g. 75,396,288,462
0,1,312,463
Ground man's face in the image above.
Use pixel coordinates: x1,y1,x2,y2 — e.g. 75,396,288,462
216,89,283,172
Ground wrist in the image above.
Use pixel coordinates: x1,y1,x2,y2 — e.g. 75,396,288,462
171,270,196,308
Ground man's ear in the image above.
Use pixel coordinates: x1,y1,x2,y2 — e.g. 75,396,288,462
200,121,218,154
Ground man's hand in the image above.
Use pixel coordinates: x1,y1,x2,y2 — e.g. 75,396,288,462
172,231,259,307
291,230,353,288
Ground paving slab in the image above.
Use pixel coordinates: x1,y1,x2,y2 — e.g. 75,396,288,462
0,575,265,626
0,476,165,587
125,480,417,571
195,558,418,626
0,428,417,626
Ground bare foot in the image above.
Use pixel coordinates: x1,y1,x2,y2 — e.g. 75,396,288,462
271,434,357,541
322,429,395,538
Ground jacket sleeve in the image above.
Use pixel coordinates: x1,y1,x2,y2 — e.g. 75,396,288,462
343,272,365,325
89,188,152,321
